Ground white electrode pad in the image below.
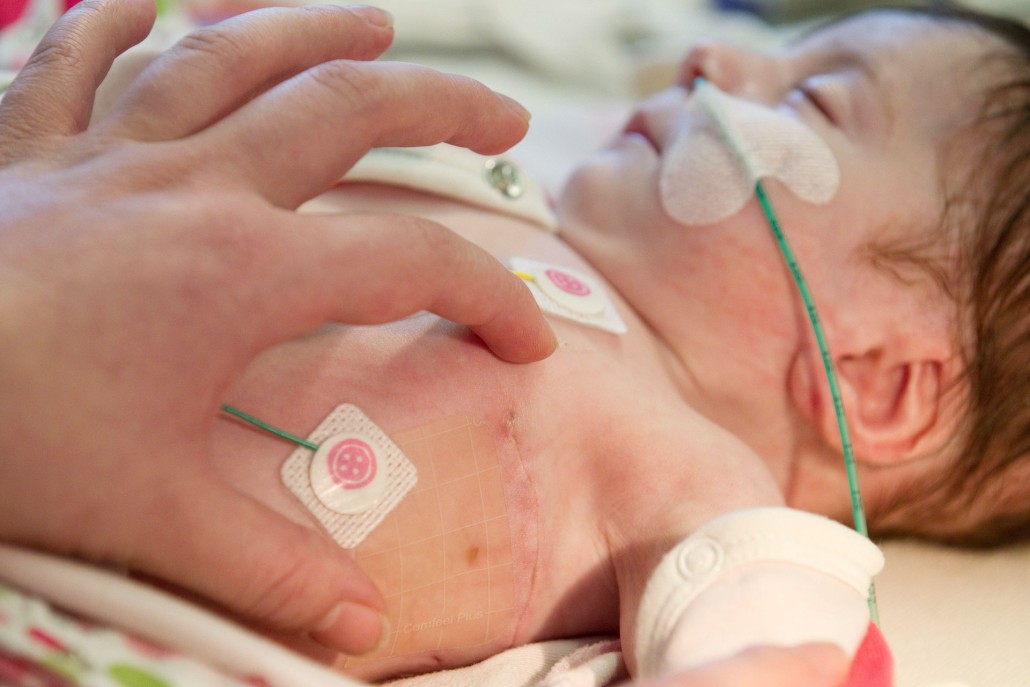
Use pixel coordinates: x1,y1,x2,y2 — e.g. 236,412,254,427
660,80,840,226
509,256,626,334
281,404,417,549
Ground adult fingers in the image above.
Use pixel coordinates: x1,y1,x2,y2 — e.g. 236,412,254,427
139,466,387,654
639,644,848,687
237,210,556,363
0,0,154,160
98,5,395,142
205,60,531,208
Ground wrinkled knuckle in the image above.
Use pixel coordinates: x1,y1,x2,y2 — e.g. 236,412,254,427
450,72,490,98
411,218,455,257
437,71,492,111
297,3,345,23
399,221,459,280
410,220,470,298
29,36,87,75
173,24,255,68
305,60,383,112
25,0,109,73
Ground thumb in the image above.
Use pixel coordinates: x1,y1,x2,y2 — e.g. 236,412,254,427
137,470,386,655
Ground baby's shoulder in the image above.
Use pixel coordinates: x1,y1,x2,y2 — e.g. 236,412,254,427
564,380,778,537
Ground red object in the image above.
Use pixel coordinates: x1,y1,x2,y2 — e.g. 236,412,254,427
1,0,83,30
0,0,30,29
846,622,894,687
27,627,68,652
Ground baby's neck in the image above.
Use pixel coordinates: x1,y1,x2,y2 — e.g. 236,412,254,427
306,182,801,483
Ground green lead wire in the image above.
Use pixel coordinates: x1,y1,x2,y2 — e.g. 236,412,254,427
755,181,879,623
220,404,320,451
754,183,868,536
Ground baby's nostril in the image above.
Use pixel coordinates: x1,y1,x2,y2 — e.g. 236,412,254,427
679,63,707,91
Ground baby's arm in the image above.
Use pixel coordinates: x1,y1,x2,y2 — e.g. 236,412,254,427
631,508,891,685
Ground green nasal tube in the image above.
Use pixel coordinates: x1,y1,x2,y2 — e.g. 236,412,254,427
689,75,877,620
754,181,879,623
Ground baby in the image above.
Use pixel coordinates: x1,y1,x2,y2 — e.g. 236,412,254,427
205,4,1029,684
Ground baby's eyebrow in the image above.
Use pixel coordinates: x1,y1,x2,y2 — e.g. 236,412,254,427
836,49,882,91
785,23,884,87
787,39,881,84
839,49,896,138
803,46,894,139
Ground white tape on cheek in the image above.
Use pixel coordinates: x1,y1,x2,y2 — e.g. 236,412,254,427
660,125,755,226
660,81,840,226
281,404,417,549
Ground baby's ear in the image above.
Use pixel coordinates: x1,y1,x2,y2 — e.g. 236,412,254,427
835,352,946,464
790,347,960,466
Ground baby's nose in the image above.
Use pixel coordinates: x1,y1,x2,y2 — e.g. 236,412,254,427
678,42,786,105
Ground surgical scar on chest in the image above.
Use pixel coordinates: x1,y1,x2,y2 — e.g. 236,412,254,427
347,416,516,661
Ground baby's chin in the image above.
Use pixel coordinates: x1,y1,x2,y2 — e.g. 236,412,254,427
557,166,643,250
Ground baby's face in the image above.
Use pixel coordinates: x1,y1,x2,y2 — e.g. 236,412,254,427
557,11,997,506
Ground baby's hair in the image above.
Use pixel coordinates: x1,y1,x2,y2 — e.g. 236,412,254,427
867,6,1030,547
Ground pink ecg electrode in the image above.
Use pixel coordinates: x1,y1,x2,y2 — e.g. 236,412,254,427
545,268,591,296
326,438,377,490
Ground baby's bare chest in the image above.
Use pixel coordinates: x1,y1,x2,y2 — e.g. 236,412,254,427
222,316,696,678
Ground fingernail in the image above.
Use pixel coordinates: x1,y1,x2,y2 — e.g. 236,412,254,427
498,93,532,123
348,5,394,29
312,602,389,656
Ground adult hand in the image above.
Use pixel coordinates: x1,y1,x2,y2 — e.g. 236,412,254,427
0,0,554,658
635,644,849,687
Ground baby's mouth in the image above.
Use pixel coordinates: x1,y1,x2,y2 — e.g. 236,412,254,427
622,113,660,153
